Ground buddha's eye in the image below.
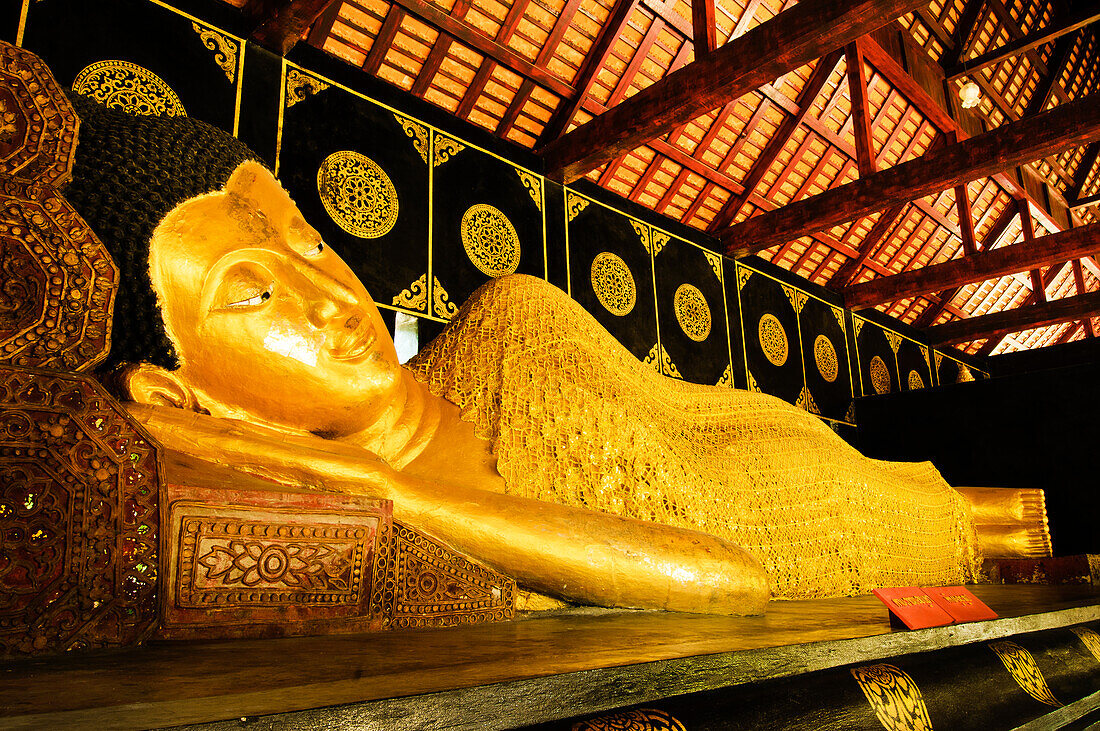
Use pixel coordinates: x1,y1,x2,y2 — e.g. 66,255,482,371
301,242,324,257
226,283,274,308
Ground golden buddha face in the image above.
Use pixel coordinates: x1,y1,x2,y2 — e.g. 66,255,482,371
131,160,402,436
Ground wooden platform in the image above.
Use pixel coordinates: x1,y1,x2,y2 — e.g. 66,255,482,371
2,585,1100,730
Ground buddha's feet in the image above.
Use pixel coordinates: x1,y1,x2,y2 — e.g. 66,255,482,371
954,487,1051,558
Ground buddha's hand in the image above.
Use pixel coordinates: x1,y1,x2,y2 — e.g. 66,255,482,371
124,402,401,500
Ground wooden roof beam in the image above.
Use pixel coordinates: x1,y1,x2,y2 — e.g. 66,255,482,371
537,0,639,145
692,0,717,55
827,203,907,287
540,0,926,182
945,7,1100,81
843,222,1100,308
1072,259,1097,338
249,0,341,56
845,39,877,178
974,261,1068,354
926,289,1100,345
706,50,843,232
717,93,1100,256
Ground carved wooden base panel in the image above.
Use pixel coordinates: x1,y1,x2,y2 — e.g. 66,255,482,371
159,458,515,639
0,366,161,658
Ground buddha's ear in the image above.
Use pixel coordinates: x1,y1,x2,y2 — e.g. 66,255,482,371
121,363,202,411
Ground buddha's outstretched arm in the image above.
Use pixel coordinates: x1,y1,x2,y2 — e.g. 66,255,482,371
128,404,770,615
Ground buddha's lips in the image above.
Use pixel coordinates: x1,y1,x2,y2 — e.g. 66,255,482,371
329,322,376,361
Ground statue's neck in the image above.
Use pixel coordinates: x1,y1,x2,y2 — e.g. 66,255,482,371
346,367,440,469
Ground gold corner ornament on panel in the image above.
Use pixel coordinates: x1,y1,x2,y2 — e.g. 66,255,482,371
758,313,788,367
747,370,761,393
870,355,891,395
432,134,464,167
853,315,864,338
736,264,752,290
796,387,820,415
461,203,520,277
716,364,733,388
392,274,428,312
631,221,651,255
316,151,399,239
651,230,669,256
516,170,542,212
191,22,238,84
72,60,185,117
571,708,686,731
782,284,808,314
885,330,902,353
565,191,589,222
935,351,944,371
704,250,722,282
989,641,1062,707
831,305,846,332
590,252,636,316
674,284,711,342
814,334,839,383
643,343,681,379
394,114,429,165
851,664,934,731
433,276,457,320
1070,626,1100,662
285,68,328,108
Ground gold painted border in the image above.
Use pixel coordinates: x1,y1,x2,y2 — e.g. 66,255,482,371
933,348,990,382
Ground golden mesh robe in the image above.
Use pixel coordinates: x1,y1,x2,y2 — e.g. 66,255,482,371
409,275,979,599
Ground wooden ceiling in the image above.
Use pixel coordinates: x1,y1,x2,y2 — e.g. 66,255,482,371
238,0,1100,356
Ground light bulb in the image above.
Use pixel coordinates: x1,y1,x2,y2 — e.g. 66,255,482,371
958,81,981,109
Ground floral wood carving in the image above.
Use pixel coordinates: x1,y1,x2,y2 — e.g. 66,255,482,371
0,366,161,657
0,41,79,187
0,182,118,371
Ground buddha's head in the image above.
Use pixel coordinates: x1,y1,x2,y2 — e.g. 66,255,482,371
66,97,401,437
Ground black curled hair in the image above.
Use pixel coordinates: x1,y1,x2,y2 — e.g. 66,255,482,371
64,94,260,373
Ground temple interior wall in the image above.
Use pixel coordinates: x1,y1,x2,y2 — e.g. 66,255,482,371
12,0,990,434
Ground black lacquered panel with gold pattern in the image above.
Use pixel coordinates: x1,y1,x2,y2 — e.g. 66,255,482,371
735,263,805,407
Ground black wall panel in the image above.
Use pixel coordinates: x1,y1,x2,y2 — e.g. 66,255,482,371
799,296,854,422
735,263,805,406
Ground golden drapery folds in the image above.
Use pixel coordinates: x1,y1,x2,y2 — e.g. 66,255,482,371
409,275,980,599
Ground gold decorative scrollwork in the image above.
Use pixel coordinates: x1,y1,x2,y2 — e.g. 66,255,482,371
796,387,820,415
516,170,542,211
831,305,846,332
870,355,891,394
72,60,186,116
989,640,1061,707
782,284,808,314
433,276,457,319
907,370,925,390
460,204,521,277
747,370,761,393
191,22,238,83
566,191,589,222
704,251,722,281
572,707,686,731
392,274,428,312
736,264,752,290
846,401,857,423
590,252,636,316
651,230,669,256
885,330,902,353
758,313,788,367
814,334,838,383
433,134,465,166
643,343,681,379
716,364,733,388
316,151,399,239
674,284,711,342
851,663,934,731
395,114,429,165
1070,626,1100,662
853,316,864,338
285,68,329,108
631,221,651,255
934,351,944,371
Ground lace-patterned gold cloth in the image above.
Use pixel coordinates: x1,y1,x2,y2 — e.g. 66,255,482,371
408,275,979,599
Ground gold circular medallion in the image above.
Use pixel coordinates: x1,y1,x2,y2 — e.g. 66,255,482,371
814,334,838,383
758,313,788,367
908,370,925,390
674,284,711,342
316,150,399,239
590,252,636,316
460,203,521,277
870,355,891,394
72,60,186,116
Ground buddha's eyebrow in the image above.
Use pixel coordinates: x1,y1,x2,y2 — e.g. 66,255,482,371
225,193,277,242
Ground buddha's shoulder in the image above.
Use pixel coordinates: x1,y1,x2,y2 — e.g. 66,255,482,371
467,274,571,306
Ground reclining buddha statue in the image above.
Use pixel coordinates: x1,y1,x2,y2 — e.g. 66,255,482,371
59,94,1033,617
